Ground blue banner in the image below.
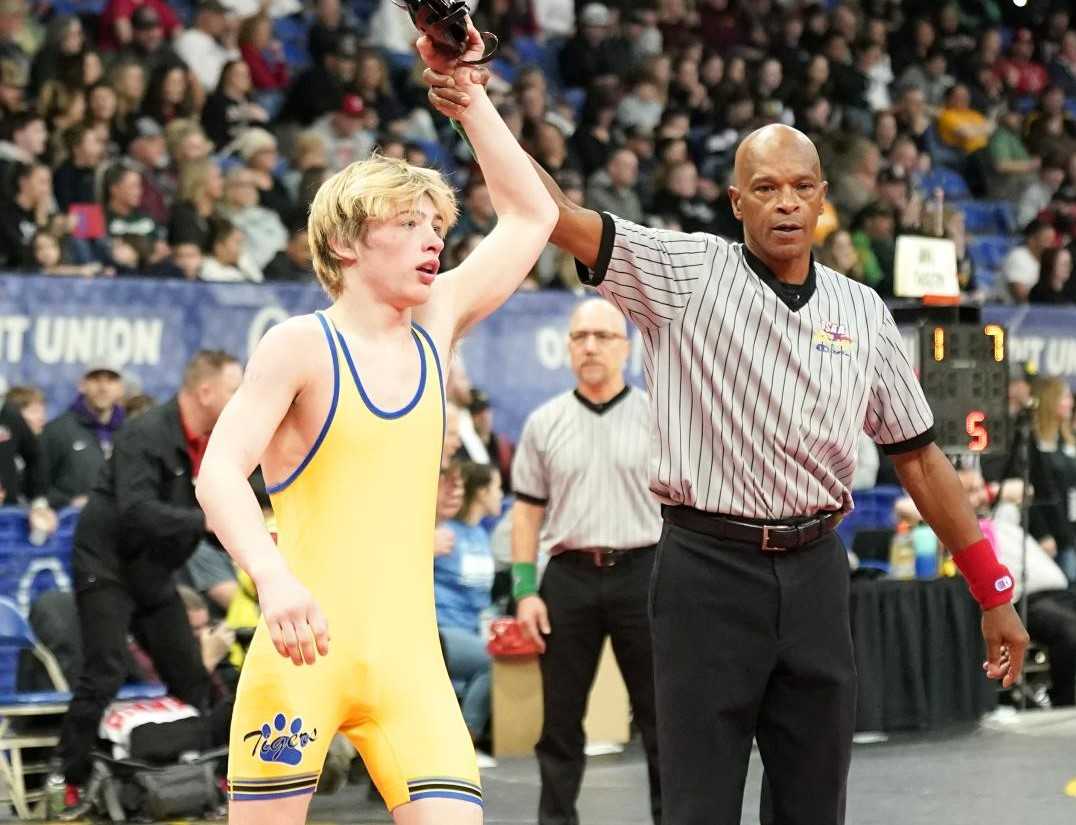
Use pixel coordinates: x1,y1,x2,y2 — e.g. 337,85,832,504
982,305,1076,382
1,275,1074,443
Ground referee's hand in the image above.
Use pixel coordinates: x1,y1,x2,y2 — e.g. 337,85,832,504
422,66,491,120
980,602,1030,689
516,595,551,654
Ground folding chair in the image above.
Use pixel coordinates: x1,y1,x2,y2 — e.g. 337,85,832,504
0,596,70,819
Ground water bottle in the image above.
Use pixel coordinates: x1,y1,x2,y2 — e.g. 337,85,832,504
888,524,916,580
912,525,939,579
44,770,66,818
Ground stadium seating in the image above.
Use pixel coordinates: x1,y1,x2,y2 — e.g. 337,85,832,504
0,596,69,819
967,234,1016,275
273,14,312,73
513,36,562,89
919,166,971,201
960,200,1017,236
836,485,904,549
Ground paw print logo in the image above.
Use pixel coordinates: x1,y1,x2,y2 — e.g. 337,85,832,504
244,713,318,764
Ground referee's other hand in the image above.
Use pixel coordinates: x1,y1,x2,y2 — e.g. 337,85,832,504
516,595,551,653
980,602,1030,688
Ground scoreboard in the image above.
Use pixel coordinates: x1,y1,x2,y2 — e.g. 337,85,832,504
917,323,1010,456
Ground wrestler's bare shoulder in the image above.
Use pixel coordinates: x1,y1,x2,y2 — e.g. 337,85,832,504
249,315,338,481
250,314,336,379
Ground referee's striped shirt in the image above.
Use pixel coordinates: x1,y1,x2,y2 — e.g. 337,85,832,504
576,213,935,520
512,386,663,556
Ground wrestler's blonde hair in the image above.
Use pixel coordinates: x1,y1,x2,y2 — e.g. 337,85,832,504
307,155,458,299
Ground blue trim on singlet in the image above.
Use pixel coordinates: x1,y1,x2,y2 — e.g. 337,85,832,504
336,325,427,419
265,312,340,494
407,790,484,806
412,323,445,443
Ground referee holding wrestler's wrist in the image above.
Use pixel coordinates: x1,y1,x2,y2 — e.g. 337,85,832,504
546,125,1029,825
425,68,1032,825
511,297,662,825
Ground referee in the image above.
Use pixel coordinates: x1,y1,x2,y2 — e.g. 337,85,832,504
428,73,1029,825
511,297,662,825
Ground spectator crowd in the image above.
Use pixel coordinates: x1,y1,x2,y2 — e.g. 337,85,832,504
0,0,1070,300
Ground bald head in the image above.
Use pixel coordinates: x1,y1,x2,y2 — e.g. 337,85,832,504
568,298,629,394
569,298,627,337
734,125,822,188
728,124,827,273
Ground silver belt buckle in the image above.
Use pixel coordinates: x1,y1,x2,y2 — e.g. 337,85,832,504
761,525,780,552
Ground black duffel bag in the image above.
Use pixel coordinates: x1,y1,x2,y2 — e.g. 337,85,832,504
86,747,226,821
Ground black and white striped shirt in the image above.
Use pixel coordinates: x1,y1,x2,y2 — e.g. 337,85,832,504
577,213,935,520
512,386,663,556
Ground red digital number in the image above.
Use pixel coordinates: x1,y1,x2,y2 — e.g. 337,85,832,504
966,411,989,452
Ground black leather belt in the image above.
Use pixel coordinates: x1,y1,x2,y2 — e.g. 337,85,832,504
661,506,842,552
556,545,656,568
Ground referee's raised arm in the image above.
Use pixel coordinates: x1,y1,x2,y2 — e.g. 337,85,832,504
526,158,604,268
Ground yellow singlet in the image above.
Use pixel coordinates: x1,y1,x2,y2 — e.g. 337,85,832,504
227,311,481,810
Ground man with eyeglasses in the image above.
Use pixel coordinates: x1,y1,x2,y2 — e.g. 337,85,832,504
510,297,663,825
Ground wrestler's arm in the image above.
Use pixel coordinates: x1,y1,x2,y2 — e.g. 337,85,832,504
422,66,604,269
413,25,556,340
196,316,330,665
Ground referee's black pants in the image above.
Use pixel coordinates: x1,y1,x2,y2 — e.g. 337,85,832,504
57,579,210,785
651,524,855,825
535,548,661,825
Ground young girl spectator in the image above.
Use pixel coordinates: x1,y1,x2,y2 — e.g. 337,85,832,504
435,461,503,761
1031,377,1076,582
85,81,119,153
111,60,146,122
1029,247,1075,304
238,14,288,92
200,60,269,149
141,62,198,127
168,157,223,250
29,15,85,96
281,130,327,205
818,228,867,283
27,230,110,277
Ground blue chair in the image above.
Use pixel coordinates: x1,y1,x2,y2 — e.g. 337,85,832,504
836,485,903,548
272,14,309,43
967,234,1015,272
973,267,999,295
0,596,71,819
350,0,381,25
0,595,165,819
49,0,106,15
513,36,562,90
919,166,971,201
960,200,1016,235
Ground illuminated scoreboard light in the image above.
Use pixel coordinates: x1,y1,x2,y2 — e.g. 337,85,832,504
917,323,1010,456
